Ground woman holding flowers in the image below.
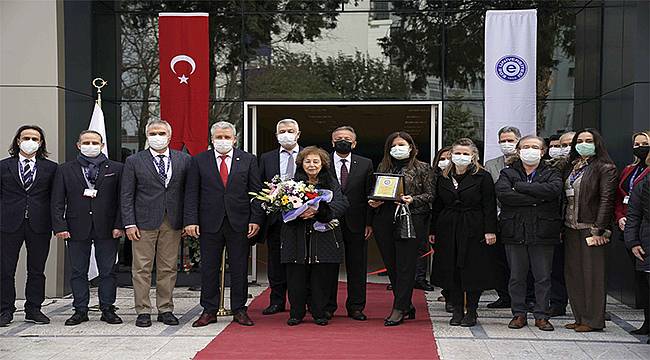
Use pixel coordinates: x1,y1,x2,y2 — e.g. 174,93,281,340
280,146,349,326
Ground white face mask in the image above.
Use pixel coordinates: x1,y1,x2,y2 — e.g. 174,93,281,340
277,132,297,148
19,140,40,155
390,145,411,160
213,139,233,154
80,144,102,158
560,146,571,157
437,159,450,170
548,147,563,159
451,154,472,167
520,148,542,165
499,142,517,156
148,135,169,151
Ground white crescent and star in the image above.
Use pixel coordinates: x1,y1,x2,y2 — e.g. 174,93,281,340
170,54,196,84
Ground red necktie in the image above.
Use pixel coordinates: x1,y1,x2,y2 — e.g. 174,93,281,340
219,155,229,188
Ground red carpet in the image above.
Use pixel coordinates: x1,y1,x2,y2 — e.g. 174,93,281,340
193,282,439,360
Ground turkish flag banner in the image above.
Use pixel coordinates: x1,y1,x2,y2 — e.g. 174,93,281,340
159,12,209,155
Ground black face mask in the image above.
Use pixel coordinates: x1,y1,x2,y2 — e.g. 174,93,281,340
334,140,353,154
633,145,649,161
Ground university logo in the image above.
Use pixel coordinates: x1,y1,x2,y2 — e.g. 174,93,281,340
495,55,528,82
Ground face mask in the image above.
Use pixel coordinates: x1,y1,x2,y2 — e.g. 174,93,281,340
451,154,472,167
559,146,571,157
520,148,542,165
633,145,649,160
437,159,450,170
390,145,411,160
575,142,596,157
333,140,353,154
548,147,563,159
277,133,297,148
499,142,517,156
80,144,102,158
213,139,233,154
148,135,169,151
19,140,40,155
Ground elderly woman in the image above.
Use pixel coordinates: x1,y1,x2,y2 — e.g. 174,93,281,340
281,146,349,326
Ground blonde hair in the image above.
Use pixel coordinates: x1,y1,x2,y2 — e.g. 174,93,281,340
559,131,575,144
632,130,650,166
443,138,483,178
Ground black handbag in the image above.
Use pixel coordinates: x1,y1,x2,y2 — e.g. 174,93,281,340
393,203,416,240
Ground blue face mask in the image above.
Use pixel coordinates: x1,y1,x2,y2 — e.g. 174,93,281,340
575,142,596,157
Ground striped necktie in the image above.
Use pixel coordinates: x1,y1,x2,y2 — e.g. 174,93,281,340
22,159,34,190
156,154,167,184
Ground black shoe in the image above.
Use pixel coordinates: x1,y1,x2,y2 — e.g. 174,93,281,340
65,311,89,326
405,306,416,320
386,284,393,291
0,312,13,327
449,310,464,326
445,302,455,313
460,310,478,327
262,304,285,315
486,298,511,309
287,317,302,326
384,313,404,327
135,314,152,327
157,312,179,325
547,307,567,318
630,321,649,335
324,311,333,320
348,310,367,321
414,280,434,291
314,318,329,326
100,308,123,324
25,310,50,325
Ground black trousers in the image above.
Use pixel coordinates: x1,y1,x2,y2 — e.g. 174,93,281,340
0,220,50,314
327,225,367,314
199,219,249,313
550,242,568,310
505,244,554,320
67,227,119,312
266,222,286,307
286,262,338,320
413,213,431,282
493,242,512,302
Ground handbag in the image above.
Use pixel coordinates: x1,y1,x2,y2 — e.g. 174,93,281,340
393,203,416,240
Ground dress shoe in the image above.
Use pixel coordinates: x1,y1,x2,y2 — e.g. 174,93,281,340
445,302,455,313
262,304,284,315
546,307,567,317
629,321,648,335
0,312,13,327
460,310,478,327
535,319,554,331
157,312,179,325
386,284,393,291
348,310,367,321
449,310,464,326
574,324,600,332
24,310,50,324
135,314,152,327
64,311,89,326
100,308,123,324
405,306,416,320
324,311,333,320
486,298,510,309
287,317,302,326
192,312,217,327
508,315,527,329
233,310,254,326
564,322,579,330
414,280,434,291
314,318,329,326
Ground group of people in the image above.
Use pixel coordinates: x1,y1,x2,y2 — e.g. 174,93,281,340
0,119,648,343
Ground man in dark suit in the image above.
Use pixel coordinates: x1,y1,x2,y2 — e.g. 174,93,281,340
0,125,57,327
258,118,302,315
326,126,374,321
185,121,264,327
121,119,192,327
51,130,124,326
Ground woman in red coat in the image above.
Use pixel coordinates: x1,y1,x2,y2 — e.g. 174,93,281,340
615,130,650,335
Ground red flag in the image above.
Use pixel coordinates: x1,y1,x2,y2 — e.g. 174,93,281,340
159,13,209,155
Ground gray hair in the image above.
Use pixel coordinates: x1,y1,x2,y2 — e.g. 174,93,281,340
517,135,546,150
559,131,576,143
146,119,172,136
210,121,237,137
332,125,356,139
498,126,521,139
276,118,299,133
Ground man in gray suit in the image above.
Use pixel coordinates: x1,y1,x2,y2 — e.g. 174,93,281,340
121,119,192,327
484,126,521,309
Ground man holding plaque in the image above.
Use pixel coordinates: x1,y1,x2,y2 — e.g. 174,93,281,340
325,126,374,321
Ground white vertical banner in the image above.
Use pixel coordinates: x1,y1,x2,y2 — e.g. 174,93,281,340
484,9,537,161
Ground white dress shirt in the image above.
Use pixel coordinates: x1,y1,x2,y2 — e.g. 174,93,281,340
333,152,352,183
18,153,37,186
150,148,172,187
215,148,234,174
279,145,299,180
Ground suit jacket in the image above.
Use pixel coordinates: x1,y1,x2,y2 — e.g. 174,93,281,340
184,148,264,233
485,155,506,183
120,149,191,231
51,158,123,240
0,156,58,234
329,153,374,233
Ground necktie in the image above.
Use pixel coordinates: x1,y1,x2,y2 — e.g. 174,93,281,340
22,159,33,190
283,150,295,180
219,155,229,188
156,155,167,184
86,164,98,185
340,159,349,190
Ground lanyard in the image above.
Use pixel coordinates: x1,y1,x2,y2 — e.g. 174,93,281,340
526,170,537,183
628,166,645,194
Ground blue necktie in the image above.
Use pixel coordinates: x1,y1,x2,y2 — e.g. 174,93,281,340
22,159,34,190
156,155,167,184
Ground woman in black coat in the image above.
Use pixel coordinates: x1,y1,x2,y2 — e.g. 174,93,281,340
430,138,499,327
281,146,349,326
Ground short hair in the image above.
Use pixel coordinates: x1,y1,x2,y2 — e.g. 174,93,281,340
210,121,237,137
276,118,299,133
8,125,50,158
498,126,521,139
548,134,561,142
145,119,172,136
78,130,103,143
559,131,575,143
517,135,546,150
295,146,331,173
332,126,356,138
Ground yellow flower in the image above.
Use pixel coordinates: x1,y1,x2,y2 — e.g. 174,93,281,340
281,195,289,205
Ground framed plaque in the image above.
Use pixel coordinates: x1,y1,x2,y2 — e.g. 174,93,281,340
369,173,404,201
